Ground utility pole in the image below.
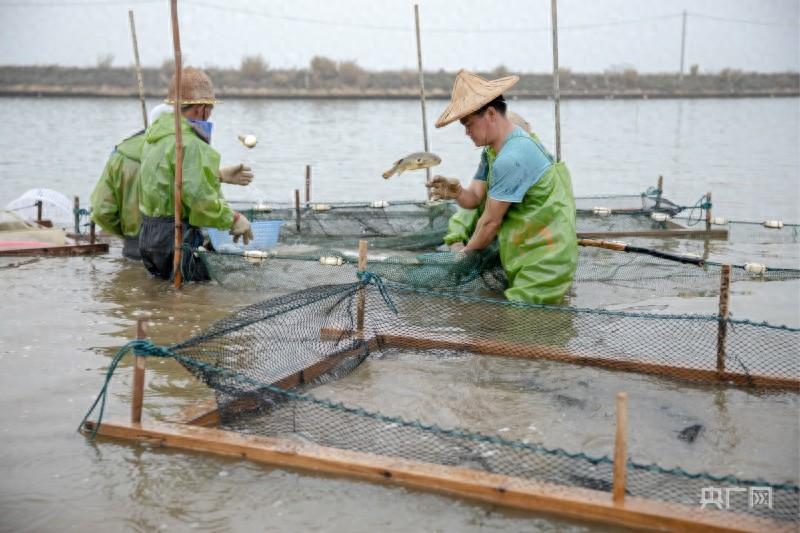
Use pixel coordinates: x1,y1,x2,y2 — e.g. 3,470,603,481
679,10,687,83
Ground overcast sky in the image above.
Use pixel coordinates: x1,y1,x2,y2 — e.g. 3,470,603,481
0,0,797,73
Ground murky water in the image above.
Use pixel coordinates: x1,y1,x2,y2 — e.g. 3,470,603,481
0,97,798,531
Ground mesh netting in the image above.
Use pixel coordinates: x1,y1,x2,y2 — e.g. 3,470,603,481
197,245,800,298
231,200,456,250
671,217,800,245
127,278,797,523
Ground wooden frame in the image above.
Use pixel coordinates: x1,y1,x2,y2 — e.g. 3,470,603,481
577,228,728,240
0,242,108,256
82,417,791,532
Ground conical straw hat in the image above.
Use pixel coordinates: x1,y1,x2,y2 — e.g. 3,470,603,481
165,67,217,105
435,69,519,128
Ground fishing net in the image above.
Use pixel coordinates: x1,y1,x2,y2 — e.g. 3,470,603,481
87,278,800,524
671,217,800,245
229,199,456,251
196,244,800,300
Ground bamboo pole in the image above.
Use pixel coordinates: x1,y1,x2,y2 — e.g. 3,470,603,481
716,265,731,374
413,4,432,195
128,9,148,129
357,240,368,336
612,392,628,503
705,191,712,232
131,313,150,424
655,175,664,208
550,0,562,162
170,0,184,289
305,165,311,203
294,189,301,232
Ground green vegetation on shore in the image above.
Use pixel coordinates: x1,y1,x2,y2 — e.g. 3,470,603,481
1,56,797,99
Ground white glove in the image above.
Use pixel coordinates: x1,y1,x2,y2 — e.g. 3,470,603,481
229,213,253,245
220,164,254,186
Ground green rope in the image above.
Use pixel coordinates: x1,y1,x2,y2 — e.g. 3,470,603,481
79,338,799,494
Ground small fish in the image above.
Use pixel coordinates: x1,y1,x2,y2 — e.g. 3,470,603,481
382,152,441,179
677,423,703,443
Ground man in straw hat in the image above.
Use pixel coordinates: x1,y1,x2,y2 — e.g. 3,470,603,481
428,70,577,304
138,67,254,280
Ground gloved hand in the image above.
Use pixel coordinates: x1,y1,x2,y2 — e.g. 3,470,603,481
220,164,254,186
229,212,254,245
425,175,462,201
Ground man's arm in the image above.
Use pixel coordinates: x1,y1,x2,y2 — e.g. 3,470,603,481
463,198,510,252
455,179,487,209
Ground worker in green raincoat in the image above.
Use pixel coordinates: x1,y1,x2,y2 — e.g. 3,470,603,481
427,70,577,305
92,103,254,262
138,67,254,280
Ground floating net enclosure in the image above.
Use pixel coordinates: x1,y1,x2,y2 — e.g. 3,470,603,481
197,243,800,299
84,278,800,526
230,200,456,251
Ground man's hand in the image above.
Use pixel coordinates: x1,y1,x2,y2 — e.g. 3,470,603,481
425,175,462,201
220,164,254,186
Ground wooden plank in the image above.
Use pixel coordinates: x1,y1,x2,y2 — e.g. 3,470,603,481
381,333,798,391
0,242,108,256
83,419,791,532
577,229,728,240
167,339,381,427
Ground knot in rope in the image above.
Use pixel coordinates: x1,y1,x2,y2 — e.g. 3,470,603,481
357,271,398,314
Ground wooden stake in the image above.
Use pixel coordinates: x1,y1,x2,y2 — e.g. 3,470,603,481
413,4,432,194
305,165,311,203
656,175,664,208
705,191,712,232
35,200,42,223
89,221,96,245
716,264,731,374
128,9,148,129
73,195,80,235
357,240,368,336
551,0,562,162
612,392,628,503
131,313,150,424
170,0,184,289
294,189,301,232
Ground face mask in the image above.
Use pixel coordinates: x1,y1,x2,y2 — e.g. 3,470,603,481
188,119,214,143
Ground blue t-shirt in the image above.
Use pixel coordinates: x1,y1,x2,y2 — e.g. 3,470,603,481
473,127,553,203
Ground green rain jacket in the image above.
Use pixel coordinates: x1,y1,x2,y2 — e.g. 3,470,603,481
90,131,145,238
443,134,578,305
138,112,234,230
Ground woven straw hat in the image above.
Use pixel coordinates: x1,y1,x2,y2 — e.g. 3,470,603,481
165,67,217,105
434,69,519,128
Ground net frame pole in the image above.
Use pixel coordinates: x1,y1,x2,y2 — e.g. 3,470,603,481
170,0,184,289
656,175,664,209
305,165,311,203
35,200,43,224
131,314,150,424
73,195,80,235
551,0,562,162
705,191,712,232
128,9,148,129
294,189,301,232
89,221,96,244
612,392,628,503
716,265,731,374
357,240,368,336
413,4,432,196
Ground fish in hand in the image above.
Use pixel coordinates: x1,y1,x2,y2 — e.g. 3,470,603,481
382,152,441,179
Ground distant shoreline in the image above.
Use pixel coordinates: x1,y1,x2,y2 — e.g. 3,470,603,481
1,86,797,100
2,64,797,101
